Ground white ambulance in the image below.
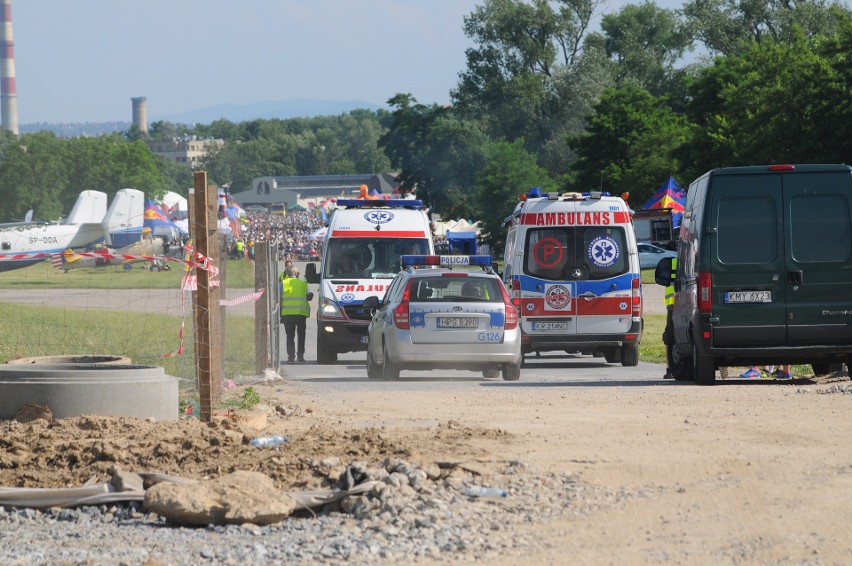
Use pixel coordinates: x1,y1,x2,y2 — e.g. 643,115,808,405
304,199,434,363
502,188,643,366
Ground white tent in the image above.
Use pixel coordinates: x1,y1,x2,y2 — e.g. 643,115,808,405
159,191,188,220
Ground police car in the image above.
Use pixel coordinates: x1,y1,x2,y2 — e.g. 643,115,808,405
362,255,522,380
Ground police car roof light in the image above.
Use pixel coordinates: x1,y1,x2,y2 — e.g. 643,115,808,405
401,255,493,268
336,199,423,209
528,187,543,199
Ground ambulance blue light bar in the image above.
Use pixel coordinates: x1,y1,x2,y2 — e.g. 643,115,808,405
401,255,493,268
337,199,423,209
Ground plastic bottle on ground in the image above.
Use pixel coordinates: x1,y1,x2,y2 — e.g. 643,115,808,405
463,486,508,497
249,435,289,447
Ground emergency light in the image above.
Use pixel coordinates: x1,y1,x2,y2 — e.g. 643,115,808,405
337,199,423,209
401,255,493,268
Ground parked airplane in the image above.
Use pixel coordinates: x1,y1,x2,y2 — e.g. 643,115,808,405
51,228,176,271
0,188,145,273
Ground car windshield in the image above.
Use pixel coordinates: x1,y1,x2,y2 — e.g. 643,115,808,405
409,276,502,303
324,238,430,279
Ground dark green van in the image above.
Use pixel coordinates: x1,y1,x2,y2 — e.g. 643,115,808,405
655,164,852,385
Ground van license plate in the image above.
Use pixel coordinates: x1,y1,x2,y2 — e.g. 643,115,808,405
532,322,570,331
438,317,478,328
724,291,771,303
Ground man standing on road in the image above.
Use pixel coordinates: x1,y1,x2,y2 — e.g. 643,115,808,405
280,266,313,364
662,258,677,379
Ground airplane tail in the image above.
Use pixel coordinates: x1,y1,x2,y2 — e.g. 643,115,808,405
65,191,108,225
103,188,145,247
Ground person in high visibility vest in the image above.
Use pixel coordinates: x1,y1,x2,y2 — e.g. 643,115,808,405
662,257,677,379
280,266,313,364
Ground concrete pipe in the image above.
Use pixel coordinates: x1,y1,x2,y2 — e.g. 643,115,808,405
0,364,179,421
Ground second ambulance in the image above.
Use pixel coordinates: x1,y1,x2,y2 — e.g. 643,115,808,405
305,198,434,363
502,188,642,366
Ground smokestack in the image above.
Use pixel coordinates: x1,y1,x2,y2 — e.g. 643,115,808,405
0,0,19,136
131,96,147,134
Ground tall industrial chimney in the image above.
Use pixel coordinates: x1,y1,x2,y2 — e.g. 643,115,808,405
131,96,147,134
0,0,19,136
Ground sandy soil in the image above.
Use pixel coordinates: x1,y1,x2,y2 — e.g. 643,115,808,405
2,366,850,564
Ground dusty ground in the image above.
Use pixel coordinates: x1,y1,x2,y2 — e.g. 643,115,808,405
1,367,850,564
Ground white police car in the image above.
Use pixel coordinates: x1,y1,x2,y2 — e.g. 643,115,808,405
362,255,522,380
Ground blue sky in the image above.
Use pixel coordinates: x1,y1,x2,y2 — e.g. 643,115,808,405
12,0,684,124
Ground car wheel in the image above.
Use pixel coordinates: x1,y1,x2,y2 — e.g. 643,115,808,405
316,335,337,364
620,344,639,367
692,343,716,385
382,343,400,380
811,362,842,376
671,342,693,381
366,346,382,379
482,369,500,379
604,348,622,364
502,363,521,381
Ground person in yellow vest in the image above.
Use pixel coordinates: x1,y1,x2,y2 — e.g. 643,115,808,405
234,239,245,260
662,257,677,379
280,266,313,364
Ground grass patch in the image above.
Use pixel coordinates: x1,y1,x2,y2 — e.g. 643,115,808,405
0,303,258,386
0,258,258,289
640,313,666,364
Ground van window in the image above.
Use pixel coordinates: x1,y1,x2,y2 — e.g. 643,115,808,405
717,196,777,264
791,193,851,262
524,227,629,281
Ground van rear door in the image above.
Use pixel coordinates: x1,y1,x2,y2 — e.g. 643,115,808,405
783,169,852,345
709,173,788,346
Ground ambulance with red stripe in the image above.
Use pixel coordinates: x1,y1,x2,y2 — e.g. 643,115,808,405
304,199,434,363
502,188,642,366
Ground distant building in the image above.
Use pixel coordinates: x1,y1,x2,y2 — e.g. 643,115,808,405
146,137,225,167
231,173,399,211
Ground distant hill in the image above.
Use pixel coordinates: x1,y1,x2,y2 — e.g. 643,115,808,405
19,98,385,138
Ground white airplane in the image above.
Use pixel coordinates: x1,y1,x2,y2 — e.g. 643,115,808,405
0,188,145,272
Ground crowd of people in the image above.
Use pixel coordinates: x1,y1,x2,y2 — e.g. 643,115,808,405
229,210,326,261
228,208,475,263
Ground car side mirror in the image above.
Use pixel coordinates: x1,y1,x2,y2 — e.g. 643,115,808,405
305,262,319,284
654,257,674,286
362,296,381,309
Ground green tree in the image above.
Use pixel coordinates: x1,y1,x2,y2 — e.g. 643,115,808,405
681,22,852,175
379,94,490,218
682,0,849,56
474,139,554,254
597,1,692,96
0,132,68,221
568,85,690,204
453,0,601,159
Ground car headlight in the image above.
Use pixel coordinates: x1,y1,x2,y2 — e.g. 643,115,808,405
320,297,344,319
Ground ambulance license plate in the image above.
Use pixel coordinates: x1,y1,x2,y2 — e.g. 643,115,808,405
532,322,570,331
724,291,771,303
438,317,478,328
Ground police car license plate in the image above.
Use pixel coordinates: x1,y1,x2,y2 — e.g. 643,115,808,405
438,317,478,328
724,291,771,303
532,322,570,331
